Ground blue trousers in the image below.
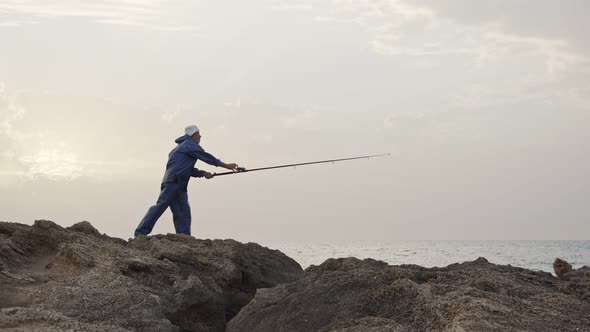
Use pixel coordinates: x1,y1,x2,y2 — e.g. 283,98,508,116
135,181,192,236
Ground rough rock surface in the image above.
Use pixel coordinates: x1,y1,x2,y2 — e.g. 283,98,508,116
0,220,303,331
554,257,573,278
227,257,590,332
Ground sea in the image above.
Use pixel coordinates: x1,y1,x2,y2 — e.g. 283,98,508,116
264,241,590,274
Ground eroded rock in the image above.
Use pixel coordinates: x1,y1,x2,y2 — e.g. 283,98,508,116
0,307,129,332
0,220,303,331
228,257,590,332
553,257,573,277
3,219,589,332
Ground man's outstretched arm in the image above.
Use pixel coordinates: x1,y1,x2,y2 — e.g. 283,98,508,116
188,145,239,171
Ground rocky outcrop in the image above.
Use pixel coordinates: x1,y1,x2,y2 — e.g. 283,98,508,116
0,220,303,331
553,257,573,277
227,257,590,332
2,219,589,332
554,260,590,302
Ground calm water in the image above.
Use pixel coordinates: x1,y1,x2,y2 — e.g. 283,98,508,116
264,241,590,274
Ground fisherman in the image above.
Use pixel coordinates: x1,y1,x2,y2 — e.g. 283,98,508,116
135,125,238,236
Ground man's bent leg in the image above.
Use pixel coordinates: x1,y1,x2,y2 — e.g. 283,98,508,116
135,182,181,236
170,191,191,235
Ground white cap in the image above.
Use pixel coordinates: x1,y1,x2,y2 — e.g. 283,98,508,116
185,125,200,136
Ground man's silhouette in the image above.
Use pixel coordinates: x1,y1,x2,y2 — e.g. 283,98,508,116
135,125,238,236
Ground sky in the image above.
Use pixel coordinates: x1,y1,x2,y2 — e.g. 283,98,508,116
1,0,589,241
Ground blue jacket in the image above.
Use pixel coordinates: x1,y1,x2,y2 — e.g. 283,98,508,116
161,135,221,188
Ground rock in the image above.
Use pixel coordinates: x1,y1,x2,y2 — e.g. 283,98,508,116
556,265,590,300
0,307,128,332
67,221,101,236
554,258,573,277
227,257,590,332
3,219,589,332
0,220,303,331
67,221,128,246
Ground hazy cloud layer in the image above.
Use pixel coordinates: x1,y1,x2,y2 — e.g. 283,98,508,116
298,0,590,109
0,0,200,31
0,1,588,240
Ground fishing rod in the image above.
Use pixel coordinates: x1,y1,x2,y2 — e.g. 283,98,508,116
213,153,390,177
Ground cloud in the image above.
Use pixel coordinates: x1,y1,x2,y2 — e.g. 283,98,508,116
483,32,589,80
0,85,166,185
265,0,590,82
281,107,317,129
0,82,25,139
18,145,85,181
406,0,590,51
292,0,589,109
0,20,39,27
272,1,313,11
384,111,424,129
0,0,199,31
0,82,27,170
223,98,242,109
17,150,154,182
162,109,180,123
0,85,86,182
331,1,586,74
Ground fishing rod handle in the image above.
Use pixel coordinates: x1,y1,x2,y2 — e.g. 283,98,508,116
213,167,247,177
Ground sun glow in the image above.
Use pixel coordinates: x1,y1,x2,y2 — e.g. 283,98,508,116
19,147,85,181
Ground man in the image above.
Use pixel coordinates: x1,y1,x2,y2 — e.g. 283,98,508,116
135,125,238,236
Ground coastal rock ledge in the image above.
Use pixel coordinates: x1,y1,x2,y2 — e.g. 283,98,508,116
1,220,589,332
228,257,590,332
0,220,303,331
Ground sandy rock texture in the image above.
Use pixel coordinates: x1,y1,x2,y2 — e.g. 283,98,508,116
0,220,303,331
227,257,590,332
2,219,588,332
